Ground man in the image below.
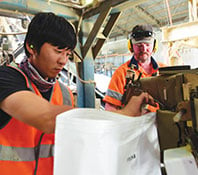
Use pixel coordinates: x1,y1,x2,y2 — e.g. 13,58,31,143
0,13,155,174
104,24,165,111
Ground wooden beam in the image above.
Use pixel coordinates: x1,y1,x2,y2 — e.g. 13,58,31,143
162,20,198,42
92,12,121,59
82,7,112,58
188,0,197,21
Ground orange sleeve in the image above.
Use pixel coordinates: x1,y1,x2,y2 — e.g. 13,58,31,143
103,63,129,107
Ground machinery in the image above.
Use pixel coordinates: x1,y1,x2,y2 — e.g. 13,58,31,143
121,65,198,174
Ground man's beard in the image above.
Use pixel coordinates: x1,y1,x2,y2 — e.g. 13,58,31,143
137,52,150,63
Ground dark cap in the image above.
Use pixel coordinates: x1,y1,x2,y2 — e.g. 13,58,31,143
130,24,154,44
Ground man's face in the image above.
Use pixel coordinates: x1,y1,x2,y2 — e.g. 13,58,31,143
30,43,72,79
133,42,153,63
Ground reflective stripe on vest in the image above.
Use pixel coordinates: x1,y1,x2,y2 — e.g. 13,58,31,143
0,144,53,161
106,88,123,101
58,81,72,106
0,63,73,175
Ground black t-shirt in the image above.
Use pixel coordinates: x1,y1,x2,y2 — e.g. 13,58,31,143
0,65,51,128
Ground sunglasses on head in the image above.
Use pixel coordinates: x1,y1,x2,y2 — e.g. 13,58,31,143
131,31,153,39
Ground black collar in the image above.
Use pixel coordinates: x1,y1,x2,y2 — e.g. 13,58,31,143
128,56,159,70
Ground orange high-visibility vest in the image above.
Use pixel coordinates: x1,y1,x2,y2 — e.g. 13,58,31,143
103,57,165,112
0,64,74,175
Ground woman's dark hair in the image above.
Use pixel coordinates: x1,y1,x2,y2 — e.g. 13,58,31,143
24,12,77,57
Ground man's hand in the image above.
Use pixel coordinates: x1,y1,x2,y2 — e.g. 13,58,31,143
118,92,156,117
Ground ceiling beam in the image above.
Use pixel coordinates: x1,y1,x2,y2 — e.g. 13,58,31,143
83,0,147,19
162,20,198,42
160,16,188,27
0,9,28,19
132,5,161,27
0,0,79,20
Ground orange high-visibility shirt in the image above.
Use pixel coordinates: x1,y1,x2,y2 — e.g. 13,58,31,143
103,56,165,111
